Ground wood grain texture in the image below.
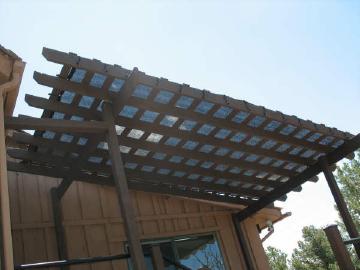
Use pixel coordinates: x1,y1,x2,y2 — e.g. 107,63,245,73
8,171,271,270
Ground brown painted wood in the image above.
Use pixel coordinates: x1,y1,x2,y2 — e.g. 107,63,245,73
9,168,259,269
0,94,15,270
151,245,164,270
320,157,360,259
102,101,147,270
8,132,282,192
115,132,295,177
123,155,282,189
42,47,131,79
324,225,355,270
121,95,332,153
51,187,68,267
31,71,333,154
7,148,267,198
7,157,254,208
236,133,360,221
9,132,285,189
33,72,109,100
24,95,310,172
25,94,100,120
41,47,350,144
232,214,257,270
56,178,73,199
5,116,107,133
128,182,252,206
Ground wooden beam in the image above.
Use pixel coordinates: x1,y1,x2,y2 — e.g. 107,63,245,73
320,157,360,259
116,132,295,177
9,132,285,189
25,94,100,120
236,133,360,221
5,116,107,133
129,181,253,206
151,245,165,270
7,161,254,206
125,170,266,198
122,95,333,153
9,134,289,199
33,72,109,100
102,101,147,270
7,148,266,198
38,48,350,153
42,47,131,79
231,214,257,270
56,178,73,199
25,95,311,167
123,155,282,189
7,161,113,186
324,225,355,270
51,187,68,267
0,94,14,270
29,71,332,156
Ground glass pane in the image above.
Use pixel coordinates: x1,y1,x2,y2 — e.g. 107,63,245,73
174,235,226,270
127,234,226,270
142,245,155,270
160,242,177,270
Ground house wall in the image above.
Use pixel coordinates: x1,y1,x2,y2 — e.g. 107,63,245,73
8,171,270,270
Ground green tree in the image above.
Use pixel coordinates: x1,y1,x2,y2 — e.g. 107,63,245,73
335,150,360,267
290,226,337,270
266,152,360,269
336,151,360,231
266,246,289,270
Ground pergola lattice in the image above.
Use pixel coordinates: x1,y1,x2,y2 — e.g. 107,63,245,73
4,48,360,269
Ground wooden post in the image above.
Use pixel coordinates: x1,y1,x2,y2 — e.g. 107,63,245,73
319,157,360,259
102,101,146,270
324,225,355,270
151,245,165,270
50,188,68,270
0,93,14,270
231,214,257,270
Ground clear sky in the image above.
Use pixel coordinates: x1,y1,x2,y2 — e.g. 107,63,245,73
1,0,359,255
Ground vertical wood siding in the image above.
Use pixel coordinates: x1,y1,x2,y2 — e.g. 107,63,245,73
8,171,266,270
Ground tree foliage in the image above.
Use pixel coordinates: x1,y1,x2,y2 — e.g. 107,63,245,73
290,226,337,270
336,151,360,232
266,151,360,269
266,246,288,270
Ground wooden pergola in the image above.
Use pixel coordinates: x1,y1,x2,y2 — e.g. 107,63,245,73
3,48,360,270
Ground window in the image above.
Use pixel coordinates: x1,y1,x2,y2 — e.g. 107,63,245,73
127,234,226,270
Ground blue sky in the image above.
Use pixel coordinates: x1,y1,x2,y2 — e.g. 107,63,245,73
1,0,359,254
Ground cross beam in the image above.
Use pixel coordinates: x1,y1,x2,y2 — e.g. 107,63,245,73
236,133,360,221
5,116,107,133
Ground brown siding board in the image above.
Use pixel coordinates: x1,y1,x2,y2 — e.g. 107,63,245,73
9,172,273,270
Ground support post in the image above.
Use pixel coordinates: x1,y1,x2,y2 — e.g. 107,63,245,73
102,101,146,270
56,178,72,200
319,157,360,259
0,93,15,270
232,214,257,270
324,225,355,270
151,245,165,270
51,188,68,270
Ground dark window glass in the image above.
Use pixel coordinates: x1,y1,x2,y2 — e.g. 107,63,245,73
127,234,226,270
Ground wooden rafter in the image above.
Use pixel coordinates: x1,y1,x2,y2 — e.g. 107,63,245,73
9,132,284,190
5,116,107,133
7,149,269,198
236,133,360,221
6,47,358,211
